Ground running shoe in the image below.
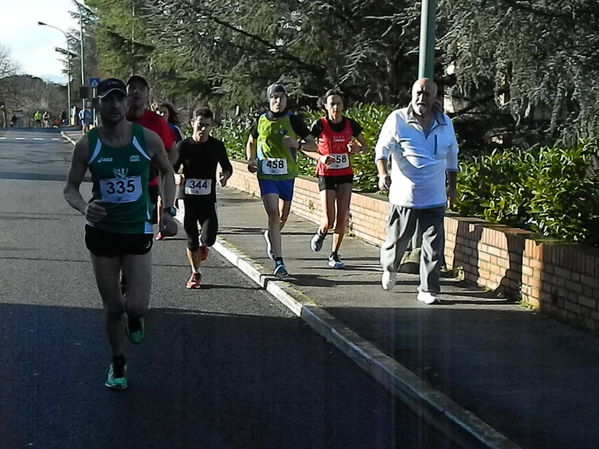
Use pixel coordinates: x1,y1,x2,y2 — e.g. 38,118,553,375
128,316,145,344
310,231,326,252
186,272,202,289
264,230,275,260
199,245,209,261
155,232,165,241
328,254,345,269
381,271,397,290
273,260,288,278
417,291,441,305
105,361,127,390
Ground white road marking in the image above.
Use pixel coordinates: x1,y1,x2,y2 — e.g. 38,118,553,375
0,136,63,141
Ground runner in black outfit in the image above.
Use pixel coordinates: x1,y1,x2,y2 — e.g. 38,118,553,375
174,108,233,288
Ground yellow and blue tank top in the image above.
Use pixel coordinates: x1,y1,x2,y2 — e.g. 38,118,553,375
256,112,298,181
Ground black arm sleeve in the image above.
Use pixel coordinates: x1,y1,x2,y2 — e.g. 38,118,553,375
218,141,233,174
173,140,184,172
309,119,323,138
250,116,260,139
348,118,363,137
289,114,311,139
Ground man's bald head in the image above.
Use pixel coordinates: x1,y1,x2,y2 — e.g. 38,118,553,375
411,78,438,117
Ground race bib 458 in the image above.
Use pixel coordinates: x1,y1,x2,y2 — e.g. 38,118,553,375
261,158,288,175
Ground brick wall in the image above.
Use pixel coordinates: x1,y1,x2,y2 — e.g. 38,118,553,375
227,160,599,332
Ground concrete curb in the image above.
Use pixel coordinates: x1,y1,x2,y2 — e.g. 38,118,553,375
60,131,78,146
212,237,521,449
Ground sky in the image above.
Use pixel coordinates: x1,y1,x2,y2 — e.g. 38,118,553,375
1,0,84,84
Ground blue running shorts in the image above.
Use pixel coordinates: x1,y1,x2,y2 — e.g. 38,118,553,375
258,178,295,202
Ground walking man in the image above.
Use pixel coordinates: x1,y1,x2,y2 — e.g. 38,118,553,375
175,108,233,288
63,78,177,389
246,83,316,277
375,78,458,304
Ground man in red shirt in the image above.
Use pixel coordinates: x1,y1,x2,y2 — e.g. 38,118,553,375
126,75,178,226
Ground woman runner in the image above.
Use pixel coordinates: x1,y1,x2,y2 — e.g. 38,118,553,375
305,90,368,269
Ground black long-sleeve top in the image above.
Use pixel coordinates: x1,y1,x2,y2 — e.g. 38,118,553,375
174,136,233,204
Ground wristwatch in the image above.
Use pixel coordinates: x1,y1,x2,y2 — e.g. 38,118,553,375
165,206,177,216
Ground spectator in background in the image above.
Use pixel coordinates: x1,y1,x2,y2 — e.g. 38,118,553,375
0,103,6,128
79,108,92,132
34,110,42,128
72,105,79,127
43,111,50,128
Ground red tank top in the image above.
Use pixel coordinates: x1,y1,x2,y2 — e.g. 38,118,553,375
316,117,353,177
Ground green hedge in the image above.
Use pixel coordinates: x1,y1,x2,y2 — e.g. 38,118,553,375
456,141,599,245
213,105,599,245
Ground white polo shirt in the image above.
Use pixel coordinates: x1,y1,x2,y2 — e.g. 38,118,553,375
375,106,459,209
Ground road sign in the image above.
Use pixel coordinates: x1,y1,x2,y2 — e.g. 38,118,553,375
89,78,101,88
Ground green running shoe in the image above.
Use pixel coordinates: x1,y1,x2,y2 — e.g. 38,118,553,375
128,316,145,344
105,362,127,390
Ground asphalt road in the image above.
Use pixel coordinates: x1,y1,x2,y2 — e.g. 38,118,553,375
0,128,462,449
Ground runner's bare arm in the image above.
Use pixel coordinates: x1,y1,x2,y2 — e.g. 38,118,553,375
348,134,369,154
300,134,317,152
63,136,107,222
246,134,258,173
167,141,179,165
144,128,176,210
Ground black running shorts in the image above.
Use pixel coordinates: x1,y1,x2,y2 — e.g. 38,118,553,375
85,225,153,257
317,174,353,192
183,199,218,251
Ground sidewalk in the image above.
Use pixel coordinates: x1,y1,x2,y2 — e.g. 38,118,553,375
61,131,599,449
206,187,599,449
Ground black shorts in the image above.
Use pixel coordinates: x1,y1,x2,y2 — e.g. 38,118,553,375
85,225,153,257
183,199,218,250
318,174,353,191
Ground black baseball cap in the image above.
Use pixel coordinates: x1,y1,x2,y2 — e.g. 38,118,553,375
126,75,149,88
266,83,287,99
96,78,127,98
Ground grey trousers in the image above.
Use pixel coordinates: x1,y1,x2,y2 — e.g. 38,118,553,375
380,205,445,294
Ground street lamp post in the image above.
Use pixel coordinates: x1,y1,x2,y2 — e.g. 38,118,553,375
73,1,86,124
54,47,76,122
418,0,438,79
37,21,73,120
